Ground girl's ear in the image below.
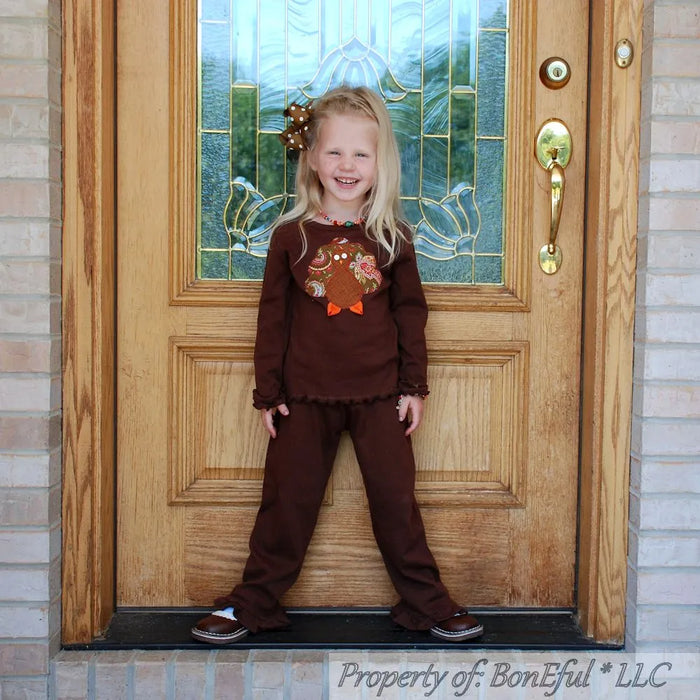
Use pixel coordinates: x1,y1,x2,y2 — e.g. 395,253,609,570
306,148,318,172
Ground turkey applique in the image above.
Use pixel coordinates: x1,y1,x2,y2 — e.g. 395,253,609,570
304,237,383,316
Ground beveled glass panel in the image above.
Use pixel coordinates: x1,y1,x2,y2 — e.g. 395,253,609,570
201,0,229,22
199,132,230,253
475,137,505,258
198,0,509,284
200,22,230,131
477,29,507,137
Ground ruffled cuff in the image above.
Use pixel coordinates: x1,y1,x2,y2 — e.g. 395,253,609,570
398,381,429,398
252,389,287,410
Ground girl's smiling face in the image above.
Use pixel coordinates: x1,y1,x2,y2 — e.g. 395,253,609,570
308,112,378,218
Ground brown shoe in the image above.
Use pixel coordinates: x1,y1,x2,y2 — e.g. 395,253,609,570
430,609,483,642
191,608,249,644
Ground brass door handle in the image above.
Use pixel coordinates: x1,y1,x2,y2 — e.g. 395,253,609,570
546,159,565,267
535,120,572,274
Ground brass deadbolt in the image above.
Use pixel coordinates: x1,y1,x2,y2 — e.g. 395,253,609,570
539,57,571,89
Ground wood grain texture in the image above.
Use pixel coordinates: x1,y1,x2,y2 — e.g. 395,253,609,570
60,0,641,642
116,0,582,610
168,340,528,508
578,0,643,643
169,338,268,505
169,0,201,304
115,0,186,606
414,343,529,507
185,504,512,607
505,0,590,609
61,0,116,644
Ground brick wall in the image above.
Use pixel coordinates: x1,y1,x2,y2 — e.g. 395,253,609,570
627,0,700,651
0,0,62,695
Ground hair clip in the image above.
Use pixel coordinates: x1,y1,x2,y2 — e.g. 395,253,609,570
279,102,313,151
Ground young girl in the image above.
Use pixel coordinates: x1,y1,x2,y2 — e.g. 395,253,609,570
192,86,483,644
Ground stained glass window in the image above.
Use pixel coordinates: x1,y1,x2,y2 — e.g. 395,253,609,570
198,0,508,284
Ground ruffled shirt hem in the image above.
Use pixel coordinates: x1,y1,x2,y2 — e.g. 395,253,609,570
252,387,429,409
286,390,398,406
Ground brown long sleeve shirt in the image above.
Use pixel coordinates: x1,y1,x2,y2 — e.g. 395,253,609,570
252,220,429,408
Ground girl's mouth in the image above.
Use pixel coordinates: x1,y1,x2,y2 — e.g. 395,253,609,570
335,177,359,186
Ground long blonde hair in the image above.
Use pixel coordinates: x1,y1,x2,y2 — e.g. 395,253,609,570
275,86,411,264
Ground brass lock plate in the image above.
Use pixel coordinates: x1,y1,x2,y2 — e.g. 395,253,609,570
539,244,563,275
535,119,572,170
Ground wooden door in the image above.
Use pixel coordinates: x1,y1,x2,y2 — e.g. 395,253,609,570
117,0,588,609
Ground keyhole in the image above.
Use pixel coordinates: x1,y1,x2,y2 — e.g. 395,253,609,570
540,57,571,89
547,62,567,82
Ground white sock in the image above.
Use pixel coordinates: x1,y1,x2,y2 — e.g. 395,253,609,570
211,606,237,621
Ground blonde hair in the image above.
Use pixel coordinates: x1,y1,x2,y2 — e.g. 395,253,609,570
275,86,411,264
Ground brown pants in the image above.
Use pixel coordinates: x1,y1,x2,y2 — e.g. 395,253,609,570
216,397,460,633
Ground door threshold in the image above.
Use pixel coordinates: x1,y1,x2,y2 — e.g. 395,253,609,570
63,609,621,651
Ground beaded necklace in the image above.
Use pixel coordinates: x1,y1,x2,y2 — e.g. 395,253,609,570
319,210,366,227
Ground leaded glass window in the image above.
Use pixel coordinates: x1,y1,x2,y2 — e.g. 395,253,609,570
198,0,508,284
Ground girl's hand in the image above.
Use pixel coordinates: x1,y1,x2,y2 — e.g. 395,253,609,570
261,403,289,438
397,395,424,436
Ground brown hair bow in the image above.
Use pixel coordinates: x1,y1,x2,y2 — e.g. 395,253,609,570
279,102,313,151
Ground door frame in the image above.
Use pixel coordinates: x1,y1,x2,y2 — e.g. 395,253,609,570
62,0,643,643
